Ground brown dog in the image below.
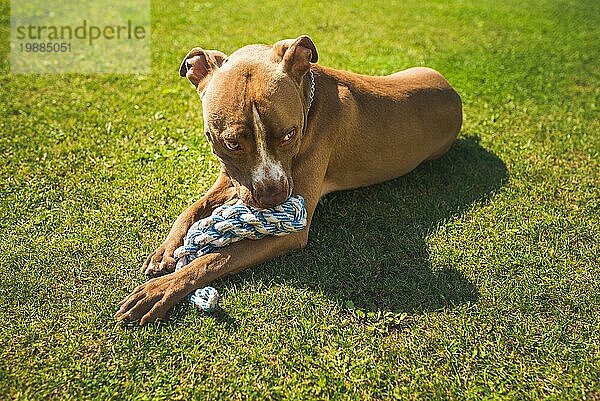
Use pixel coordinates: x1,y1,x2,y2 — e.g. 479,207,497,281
116,35,462,325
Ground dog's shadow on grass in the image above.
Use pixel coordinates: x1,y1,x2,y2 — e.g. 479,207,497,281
222,136,508,317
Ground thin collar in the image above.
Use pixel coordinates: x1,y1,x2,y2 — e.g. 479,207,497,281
303,68,315,133
307,68,315,112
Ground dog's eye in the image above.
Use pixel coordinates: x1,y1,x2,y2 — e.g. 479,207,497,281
282,128,296,144
223,139,241,151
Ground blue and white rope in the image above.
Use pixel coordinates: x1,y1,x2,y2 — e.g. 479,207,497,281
174,195,307,312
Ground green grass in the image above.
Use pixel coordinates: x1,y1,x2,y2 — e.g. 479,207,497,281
1,0,599,399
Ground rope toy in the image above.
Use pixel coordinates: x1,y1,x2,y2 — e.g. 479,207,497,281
173,195,308,312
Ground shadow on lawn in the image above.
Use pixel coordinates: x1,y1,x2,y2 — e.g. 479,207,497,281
167,136,507,328
243,136,508,315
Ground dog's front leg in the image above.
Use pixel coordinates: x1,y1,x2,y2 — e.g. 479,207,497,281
142,170,236,278
119,173,323,325
123,139,330,325
117,231,308,325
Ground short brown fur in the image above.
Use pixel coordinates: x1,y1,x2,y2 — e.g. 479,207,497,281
116,36,462,325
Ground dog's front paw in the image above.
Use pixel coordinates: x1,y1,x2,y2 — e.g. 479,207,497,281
115,274,188,325
142,243,177,278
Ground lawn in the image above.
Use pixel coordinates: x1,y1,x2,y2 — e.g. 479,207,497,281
1,0,599,399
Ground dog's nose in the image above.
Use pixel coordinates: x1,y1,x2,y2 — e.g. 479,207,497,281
255,186,288,208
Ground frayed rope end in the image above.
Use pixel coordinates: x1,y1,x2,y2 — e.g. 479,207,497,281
188,286,220,312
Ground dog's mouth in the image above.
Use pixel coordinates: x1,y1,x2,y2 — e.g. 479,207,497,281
243,187,292,209
247,188,292,209
232,178,293,209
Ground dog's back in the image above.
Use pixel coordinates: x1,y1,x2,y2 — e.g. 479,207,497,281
316,65,462,193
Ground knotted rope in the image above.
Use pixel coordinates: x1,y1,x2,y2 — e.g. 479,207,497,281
174,195,307,312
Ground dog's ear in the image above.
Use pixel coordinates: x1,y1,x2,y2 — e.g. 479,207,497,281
272,35,318,80
179,47,227,92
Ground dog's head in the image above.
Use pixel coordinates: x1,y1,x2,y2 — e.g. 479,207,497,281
179,35,318,208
